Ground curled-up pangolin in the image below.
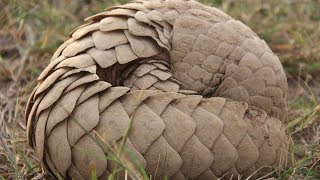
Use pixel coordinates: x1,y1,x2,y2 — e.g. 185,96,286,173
25,0,289,179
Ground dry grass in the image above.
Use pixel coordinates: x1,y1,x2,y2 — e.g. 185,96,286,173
0,0,319,179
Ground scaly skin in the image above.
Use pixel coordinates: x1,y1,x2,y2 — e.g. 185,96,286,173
25,0,289,179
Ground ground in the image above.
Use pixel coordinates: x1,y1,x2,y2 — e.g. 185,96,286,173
0,0,319,179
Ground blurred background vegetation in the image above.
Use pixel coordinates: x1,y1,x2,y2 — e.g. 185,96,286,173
0,0,319,179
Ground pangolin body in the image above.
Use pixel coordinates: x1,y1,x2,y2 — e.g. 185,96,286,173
25,0,289,179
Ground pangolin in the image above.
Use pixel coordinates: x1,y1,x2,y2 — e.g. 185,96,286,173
25,0,289,179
